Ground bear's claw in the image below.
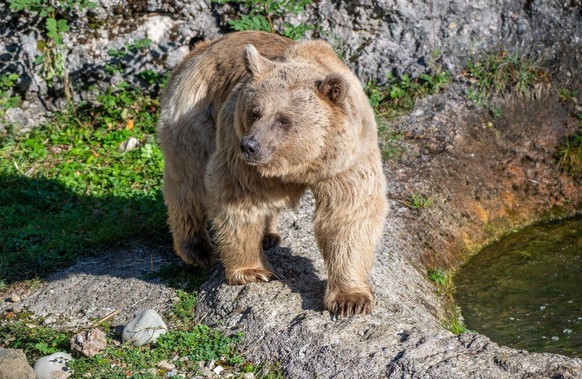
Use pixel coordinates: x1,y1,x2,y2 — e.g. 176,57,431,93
227,268,282,285
326,291,375,319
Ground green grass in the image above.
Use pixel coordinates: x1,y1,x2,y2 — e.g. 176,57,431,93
0,82,169,284
69,325,243,378
558,113,582,176
427,268,469,335
405,193,433,209
463,50,550,106
0,319,70,362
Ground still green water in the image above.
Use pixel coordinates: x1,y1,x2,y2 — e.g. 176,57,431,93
454,216,582,357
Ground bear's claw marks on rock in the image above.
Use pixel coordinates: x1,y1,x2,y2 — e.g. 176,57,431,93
262,232,282,251
326,292,375,319
226,268,281,285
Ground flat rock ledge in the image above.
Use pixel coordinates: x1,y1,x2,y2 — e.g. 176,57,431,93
1,246,178,328
196,92,582,378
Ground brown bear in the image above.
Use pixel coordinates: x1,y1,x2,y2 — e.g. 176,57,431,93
158,31,387,317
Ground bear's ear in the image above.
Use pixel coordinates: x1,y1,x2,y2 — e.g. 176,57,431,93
317,73,349,104
244,45,275,77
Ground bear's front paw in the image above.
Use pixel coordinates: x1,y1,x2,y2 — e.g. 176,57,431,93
226,268,281,285
325,288,375,318
262,232,282,250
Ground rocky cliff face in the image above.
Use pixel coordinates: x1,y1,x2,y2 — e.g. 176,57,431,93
2,1,581,128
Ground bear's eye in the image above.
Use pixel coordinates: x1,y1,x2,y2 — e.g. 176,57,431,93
250,108,261,122
277,114,292,130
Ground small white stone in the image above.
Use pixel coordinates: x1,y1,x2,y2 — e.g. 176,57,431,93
213,365,224,375
120,137,139,152
122,309,167,346
9,294,21,302
243,373,255,379
34,352,73,379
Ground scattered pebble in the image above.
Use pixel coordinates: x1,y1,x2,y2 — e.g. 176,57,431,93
213,365,224,375
70,329,107,358
10,305,23,313
122,309,167,346
9,294,22,303
120,137,139,152
156,360,176,371
166,369,183,378
243,373,255,379
563,328,573,334
200,368,212,377
34,352,73,379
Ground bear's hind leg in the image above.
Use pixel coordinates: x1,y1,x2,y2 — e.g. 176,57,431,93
165,182,214,267
162,142,215,267
262,212,282,251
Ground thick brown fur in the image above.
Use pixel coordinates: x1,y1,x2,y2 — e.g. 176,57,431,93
158,31,387,316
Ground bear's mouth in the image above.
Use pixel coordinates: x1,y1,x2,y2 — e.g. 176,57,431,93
241,155,268,166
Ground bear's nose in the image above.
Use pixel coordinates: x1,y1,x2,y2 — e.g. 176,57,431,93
240,136,260,158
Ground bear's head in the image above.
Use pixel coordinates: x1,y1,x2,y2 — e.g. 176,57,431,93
235,44,361,182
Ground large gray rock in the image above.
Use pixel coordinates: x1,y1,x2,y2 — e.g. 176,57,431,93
34,352,73,379
0,348,36,379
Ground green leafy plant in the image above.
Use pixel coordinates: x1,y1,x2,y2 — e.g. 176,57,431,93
427,268,469,334
365,71,450,120
428,268,447,287
214,0,313,40
0,73,22,118
559,87,578,104
8,0,97,98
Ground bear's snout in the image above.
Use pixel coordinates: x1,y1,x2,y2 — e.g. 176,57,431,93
240,136,261,162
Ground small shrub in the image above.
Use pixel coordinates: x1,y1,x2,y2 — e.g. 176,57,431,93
9,0,98,98
427,268,469,335
214,0,313,40
463,50,550,105
365,71,450,120
0,73,22,118
558,114,582,175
